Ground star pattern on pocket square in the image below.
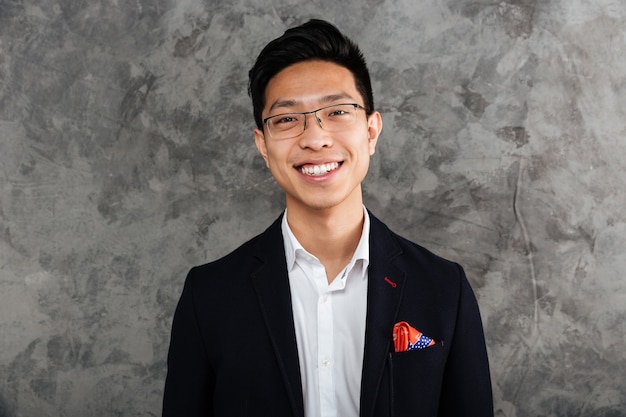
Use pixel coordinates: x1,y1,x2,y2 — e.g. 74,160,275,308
393,321,436,352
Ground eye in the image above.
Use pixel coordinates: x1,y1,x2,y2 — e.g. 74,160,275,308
326,105,355,119
329,109,348,117
273,114,300,125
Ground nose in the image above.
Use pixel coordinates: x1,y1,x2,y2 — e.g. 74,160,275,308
298,112,332,150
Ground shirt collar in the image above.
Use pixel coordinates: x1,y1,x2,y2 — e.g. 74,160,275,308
281,207,371,273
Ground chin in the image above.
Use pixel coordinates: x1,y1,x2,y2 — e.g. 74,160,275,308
302,194,353,212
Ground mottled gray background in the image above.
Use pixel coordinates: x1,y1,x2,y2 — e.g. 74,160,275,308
1,0,625,416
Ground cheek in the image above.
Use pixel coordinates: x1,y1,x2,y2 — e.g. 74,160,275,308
263,146,288,171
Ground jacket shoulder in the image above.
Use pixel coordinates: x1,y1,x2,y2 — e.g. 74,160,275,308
393,230,460,271
186,214,284,284
369,211,462,277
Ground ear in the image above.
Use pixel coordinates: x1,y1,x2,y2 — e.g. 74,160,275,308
254,128,270,168
366,111,383,156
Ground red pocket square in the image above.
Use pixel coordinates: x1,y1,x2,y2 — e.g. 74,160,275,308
393,321,436,352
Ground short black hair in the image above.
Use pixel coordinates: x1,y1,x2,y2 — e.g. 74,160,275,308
248,19,374,129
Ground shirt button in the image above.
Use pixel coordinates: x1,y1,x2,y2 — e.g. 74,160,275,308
322,359,330,366
320,294,328,303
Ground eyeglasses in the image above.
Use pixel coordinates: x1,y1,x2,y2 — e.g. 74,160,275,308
263,103,366,140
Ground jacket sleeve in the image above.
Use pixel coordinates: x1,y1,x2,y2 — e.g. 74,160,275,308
438,264,494,416
162,268,215,416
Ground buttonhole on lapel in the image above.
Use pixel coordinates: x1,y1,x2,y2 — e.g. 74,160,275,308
384,276,397,288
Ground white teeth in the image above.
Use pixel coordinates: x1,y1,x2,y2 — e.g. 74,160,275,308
300,162,340,176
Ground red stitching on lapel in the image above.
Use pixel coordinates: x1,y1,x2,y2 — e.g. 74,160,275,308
384,276,397,288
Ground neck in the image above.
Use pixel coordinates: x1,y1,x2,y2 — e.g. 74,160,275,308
286,198,365,282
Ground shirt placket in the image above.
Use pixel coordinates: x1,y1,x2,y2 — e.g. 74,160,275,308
312,264,337,417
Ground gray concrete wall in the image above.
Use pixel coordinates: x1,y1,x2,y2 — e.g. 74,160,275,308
1,0,625,416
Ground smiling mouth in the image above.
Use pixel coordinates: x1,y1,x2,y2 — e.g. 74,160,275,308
298,162,341,176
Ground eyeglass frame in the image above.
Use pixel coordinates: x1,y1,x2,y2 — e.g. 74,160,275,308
262,103,367,139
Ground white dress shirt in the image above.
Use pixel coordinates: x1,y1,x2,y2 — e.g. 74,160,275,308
281,209,370,417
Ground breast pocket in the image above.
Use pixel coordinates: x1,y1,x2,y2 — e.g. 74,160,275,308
389,341,447,416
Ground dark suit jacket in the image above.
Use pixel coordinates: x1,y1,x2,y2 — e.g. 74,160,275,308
163,212,493,417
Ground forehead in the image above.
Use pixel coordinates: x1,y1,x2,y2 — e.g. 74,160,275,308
264,60,361,113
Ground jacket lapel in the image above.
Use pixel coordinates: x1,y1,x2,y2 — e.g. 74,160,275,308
250,215,305,417
360,214,406,417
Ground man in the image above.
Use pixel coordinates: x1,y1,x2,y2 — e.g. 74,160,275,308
163,19,493,417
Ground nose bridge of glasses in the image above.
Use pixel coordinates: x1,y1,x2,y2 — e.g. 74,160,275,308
312,109,324,126
303,109,324,131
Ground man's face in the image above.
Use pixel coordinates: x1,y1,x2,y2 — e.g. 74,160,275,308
254,60,382,214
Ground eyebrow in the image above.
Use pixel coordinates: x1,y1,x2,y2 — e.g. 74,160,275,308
267,93,354,113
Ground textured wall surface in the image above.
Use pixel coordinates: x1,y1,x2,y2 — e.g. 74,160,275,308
1,0,625,416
